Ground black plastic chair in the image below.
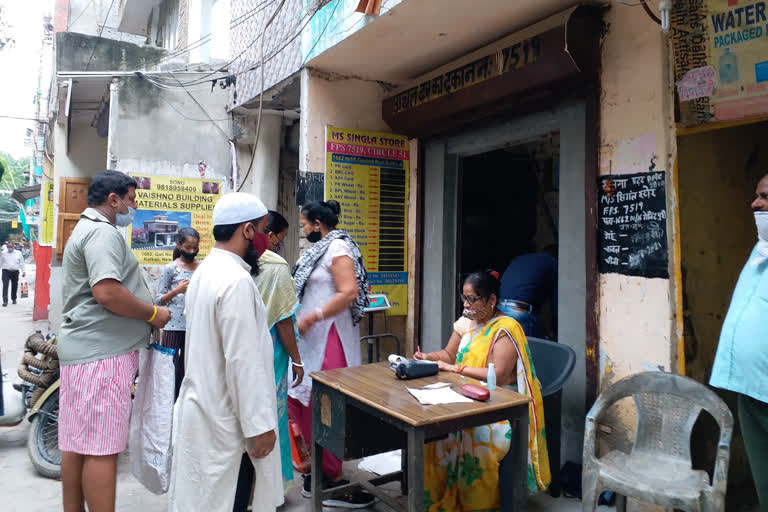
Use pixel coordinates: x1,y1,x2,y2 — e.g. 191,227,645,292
527,336,576,497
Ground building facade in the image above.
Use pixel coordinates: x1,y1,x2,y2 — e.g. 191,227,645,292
39,0,768,507
230,0,768,507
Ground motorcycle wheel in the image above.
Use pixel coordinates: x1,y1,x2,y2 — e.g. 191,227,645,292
28,389,62,479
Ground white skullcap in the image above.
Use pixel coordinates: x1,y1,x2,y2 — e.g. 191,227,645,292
212,192,268,226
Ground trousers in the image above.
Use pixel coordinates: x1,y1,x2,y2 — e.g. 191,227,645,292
739,393,768,509
2,269,19,304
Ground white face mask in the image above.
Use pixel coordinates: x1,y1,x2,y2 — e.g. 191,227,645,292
756,211,768,241
752,212,768,266
115,199,136,227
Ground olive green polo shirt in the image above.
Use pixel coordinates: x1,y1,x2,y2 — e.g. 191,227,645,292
59,208,152,366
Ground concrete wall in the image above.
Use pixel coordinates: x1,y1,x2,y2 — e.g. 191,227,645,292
595,2,678,486
210,0,231,62
108,75,232,179
235,112,283,209
299,68,391,173
67,0,146,45
56,32,167,72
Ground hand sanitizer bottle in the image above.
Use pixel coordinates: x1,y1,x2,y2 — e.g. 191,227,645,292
487,363,497,391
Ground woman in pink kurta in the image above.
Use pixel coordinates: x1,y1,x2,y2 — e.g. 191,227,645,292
288,200,374,508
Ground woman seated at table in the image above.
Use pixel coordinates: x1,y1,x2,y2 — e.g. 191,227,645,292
414,269,551,511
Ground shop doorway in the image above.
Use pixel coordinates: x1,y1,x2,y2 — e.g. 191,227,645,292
420,102,591,464
458,141,560,340
677,120,768,510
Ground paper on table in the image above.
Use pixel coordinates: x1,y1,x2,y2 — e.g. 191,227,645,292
358,450,402,475
407,385,473,405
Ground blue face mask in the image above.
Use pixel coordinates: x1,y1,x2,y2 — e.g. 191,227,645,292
115,199,136,227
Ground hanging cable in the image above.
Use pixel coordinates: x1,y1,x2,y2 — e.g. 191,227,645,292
147,0,279,69
238,0,288,191
84,0,117,72
168,71,233,141
162,0,326,89
68,0,96,30
176,2,326,89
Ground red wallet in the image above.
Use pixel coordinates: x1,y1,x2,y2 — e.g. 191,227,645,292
460,384,490,401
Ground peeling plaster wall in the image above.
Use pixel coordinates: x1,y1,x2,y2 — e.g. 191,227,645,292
109,76,232,181
596,3,677,471
299,68,392,174
107,75,233,292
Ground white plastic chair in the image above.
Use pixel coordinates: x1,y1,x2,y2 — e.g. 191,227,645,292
582,372,733,512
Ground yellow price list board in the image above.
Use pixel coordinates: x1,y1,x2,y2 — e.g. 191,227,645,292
325,126,409,315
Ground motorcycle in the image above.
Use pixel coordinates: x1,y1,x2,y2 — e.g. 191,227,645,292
0,331,61,479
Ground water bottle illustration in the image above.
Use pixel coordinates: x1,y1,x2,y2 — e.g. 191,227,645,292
719,48,739,85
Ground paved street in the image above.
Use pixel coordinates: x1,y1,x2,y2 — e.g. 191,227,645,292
0,263,586,512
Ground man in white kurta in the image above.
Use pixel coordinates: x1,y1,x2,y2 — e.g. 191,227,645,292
169,193,282,512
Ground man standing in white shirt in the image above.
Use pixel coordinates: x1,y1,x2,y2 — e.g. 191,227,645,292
169,192,282,512
0,242,25,306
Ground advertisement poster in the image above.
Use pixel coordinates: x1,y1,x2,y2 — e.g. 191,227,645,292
40,181,54,246
673,0,768,124
325,126,409,316
129,175,222,265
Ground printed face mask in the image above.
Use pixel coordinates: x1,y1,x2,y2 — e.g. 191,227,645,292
462,301,493,321
273,238,285,254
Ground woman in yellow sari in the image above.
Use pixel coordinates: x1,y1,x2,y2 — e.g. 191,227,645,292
414,269,550,511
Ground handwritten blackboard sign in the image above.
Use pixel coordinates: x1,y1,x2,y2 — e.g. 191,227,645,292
599,171,669,279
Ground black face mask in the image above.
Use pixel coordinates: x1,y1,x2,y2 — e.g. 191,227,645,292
179,250,198,262
244,248,261,276
307,231,322,243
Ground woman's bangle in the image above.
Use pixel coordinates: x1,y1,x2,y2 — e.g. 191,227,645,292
315,308,324,322
456,364,465,375
147,305,158,323
292,361,305,367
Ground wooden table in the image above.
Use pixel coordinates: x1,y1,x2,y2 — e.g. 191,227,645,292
310,362,531,511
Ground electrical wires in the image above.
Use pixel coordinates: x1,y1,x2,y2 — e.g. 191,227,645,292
144,0,280,70
68,0,96,30
146,0,329,90
613,0,662,25
84,0,117,72
238,0,289,191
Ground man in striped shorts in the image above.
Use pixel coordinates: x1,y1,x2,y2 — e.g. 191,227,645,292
58,170,171,512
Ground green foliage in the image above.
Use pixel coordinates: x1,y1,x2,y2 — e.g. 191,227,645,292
0,152,28,191
0,152,30,242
